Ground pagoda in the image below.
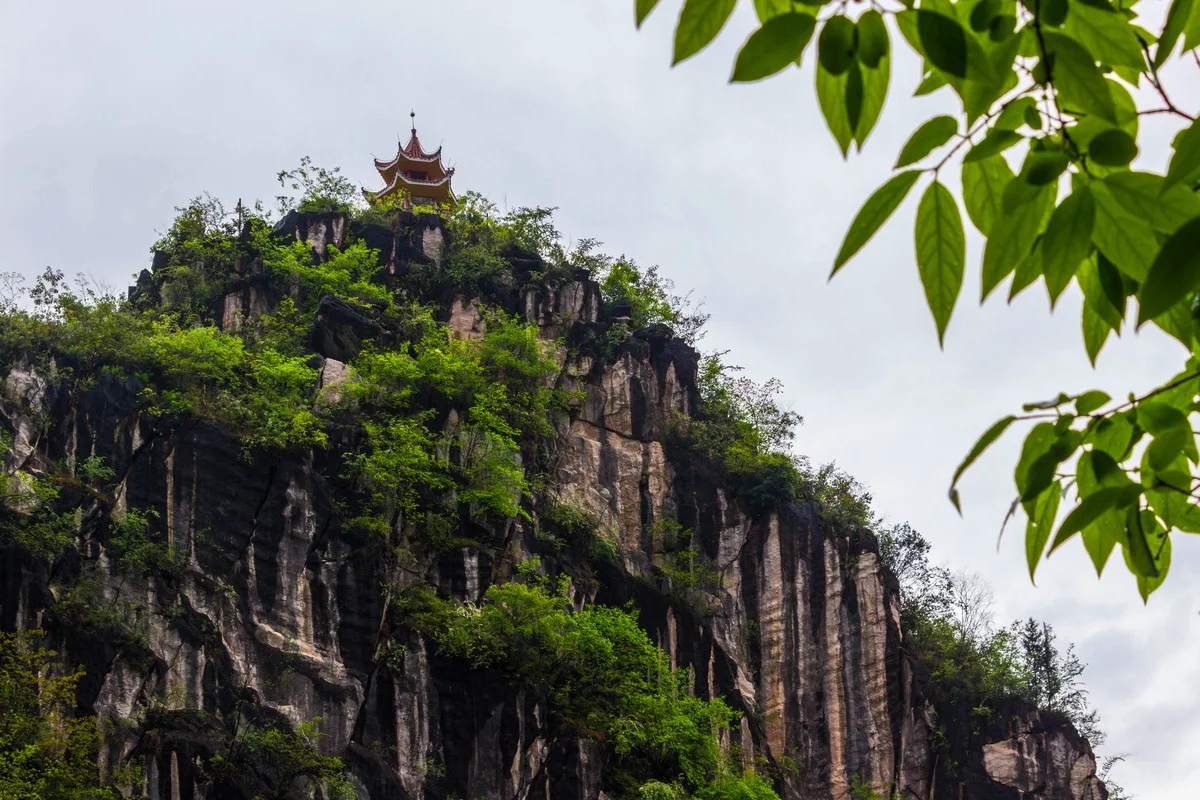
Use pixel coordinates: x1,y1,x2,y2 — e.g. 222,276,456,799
363,112,455,211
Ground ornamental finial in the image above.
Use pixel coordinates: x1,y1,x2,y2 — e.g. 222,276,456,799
410,110,416,137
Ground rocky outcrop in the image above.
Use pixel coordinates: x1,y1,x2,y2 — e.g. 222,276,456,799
0,213,1106,800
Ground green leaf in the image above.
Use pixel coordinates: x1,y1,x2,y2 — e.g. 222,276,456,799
1064,1,1147,68
674,0,738,64
1087,413,1136,459
854,47,890,149
915,181,966,345
915,70,950,96
1102,172,1200,235
1076,389,1111,414
962,155,1015,235
1076,449,1129,574
1091,185,1159,281
1137,217,1200,325
982,184,1054,300
845,62,865,135
1015,422,1057,494
856,10,889,68
636,0,661,27
1087,128,1138,166
1150,300,1195,350
1082,298,1113,364
1136,528,1170,602
1021,151,1070,186
1042,187,1096,305
950,414,1018,512
831,171,922,274
1024,103,1044,130
1044,32,1118,124
895,8,923,54
1155,0,1194,67
1041,0,1069,26
1147,428,1190,472
918,10,968,77
1122,506,1161,583
1077,253,1126,331
754,0,797,22
732,14,817,81
818,16,857,75
1026,480,1062,580
1009,237,1045,301
970,0,1002,32
964,128,1023,162
989,13,1017,41
994,97,1037,130
1136,401,1190,435
816,63,853,156
895,116,958,168
1164,119,1200,192
1049,485,1141,552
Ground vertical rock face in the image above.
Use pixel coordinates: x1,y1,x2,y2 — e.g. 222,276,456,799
0,215,1106,800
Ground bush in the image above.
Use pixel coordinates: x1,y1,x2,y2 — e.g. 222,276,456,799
151,195,243,319
593,254,708,344
0,457,76,563
109,508,181,578
430,579,736,791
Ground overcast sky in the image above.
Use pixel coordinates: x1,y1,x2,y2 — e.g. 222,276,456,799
2,1,1197,795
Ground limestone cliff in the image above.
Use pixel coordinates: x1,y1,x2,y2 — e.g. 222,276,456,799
0,210,1106,800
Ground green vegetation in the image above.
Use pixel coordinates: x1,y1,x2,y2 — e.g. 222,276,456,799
0,631,113,800
205,714,352,800
400,574,776,798
0,446,75,563
669,353,875,525
634,0,1200,598
343,309,567,538
276,156,362,216
878,522,1115,774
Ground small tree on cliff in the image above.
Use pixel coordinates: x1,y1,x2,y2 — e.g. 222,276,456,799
632,0,1200,601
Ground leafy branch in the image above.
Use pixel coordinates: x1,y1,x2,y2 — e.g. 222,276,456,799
636,0,1200,599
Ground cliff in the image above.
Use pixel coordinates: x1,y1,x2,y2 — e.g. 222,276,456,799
0,208,1106,800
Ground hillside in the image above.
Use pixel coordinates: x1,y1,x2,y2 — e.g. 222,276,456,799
0,185,1107,799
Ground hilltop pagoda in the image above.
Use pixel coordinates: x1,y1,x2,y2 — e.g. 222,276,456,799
363,112,455,211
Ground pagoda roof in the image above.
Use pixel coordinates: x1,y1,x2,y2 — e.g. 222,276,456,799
364,168,456,205
374,149,449,184
375,130,443,171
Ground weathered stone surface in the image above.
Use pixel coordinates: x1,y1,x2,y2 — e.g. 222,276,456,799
312,295,383,361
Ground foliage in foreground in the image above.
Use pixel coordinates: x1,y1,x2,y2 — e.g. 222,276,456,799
635,0,1200,599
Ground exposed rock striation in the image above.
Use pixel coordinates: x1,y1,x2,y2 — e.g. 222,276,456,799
0,212,1106,800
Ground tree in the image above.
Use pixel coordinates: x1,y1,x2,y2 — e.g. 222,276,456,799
633,0,1200,600
0,631,114,800
1015,618,1103,744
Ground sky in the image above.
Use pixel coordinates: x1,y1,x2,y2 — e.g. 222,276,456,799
1,1,1197,795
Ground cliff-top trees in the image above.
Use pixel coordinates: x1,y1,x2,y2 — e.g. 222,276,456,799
632,0,1200,600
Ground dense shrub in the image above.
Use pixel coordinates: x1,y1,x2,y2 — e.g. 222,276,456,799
420,578,740,793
